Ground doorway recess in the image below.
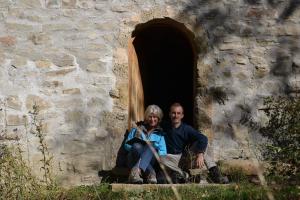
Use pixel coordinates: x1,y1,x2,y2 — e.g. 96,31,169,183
129,18,197,126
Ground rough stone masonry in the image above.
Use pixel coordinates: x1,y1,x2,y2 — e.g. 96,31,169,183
0,0,299,186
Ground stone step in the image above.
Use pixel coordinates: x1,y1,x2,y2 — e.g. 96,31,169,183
110,183,232,192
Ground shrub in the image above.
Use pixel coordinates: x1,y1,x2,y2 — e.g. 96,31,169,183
0,145,40,200
260,96,300,183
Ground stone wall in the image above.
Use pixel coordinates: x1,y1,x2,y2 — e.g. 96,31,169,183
0,0,299,186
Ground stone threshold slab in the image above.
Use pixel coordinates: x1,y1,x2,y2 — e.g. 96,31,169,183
110,183,232,192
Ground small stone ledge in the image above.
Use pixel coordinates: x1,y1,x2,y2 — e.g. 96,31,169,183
218,159,265,176
110,183,232,192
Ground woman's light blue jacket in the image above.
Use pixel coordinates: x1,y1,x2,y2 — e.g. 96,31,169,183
124,126,167,156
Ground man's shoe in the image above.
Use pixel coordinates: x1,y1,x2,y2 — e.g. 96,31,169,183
171,171,189,183
128,167,143,184
208,166,229,184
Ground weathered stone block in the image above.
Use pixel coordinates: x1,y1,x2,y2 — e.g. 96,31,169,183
6,95,22,110
95,3,105,11
55,98,83,109
271,56,293,76
6,22,42,32
219,43,243,51
109,89,119,98
277,24,300,36
114,48,127,65
236,72,248,80
48,53,75,67
7,115,27,126
293,54,300,67
117,84,129,107
249,55,269,72
86,85,106,94
87,97,105,108
0,0,12,8
110,2,130,12
81,174,101,185
63,88,81,95
42,80,63,88
43,23,75,32
223,36,242,43
26,95,51,111
254,65,270,78
29,33,51,45
20,0,43,8
196,64,212,87
46,0,61,8
76,0,95,9
235,55,248,65
62,0,77,8
11,56,27,68
93,76,114,85
218,159,265,176
0,52,4,63
103,33,115,43
86,61,107,73
198,109,212,129
87,127,108,139
229,125,252,159
95,21,118,31
287,75,300,92
46,67,76,76
0,36,16,46
64,110,90,128
113,63,128,79
0,111,4,123
35,60,52,68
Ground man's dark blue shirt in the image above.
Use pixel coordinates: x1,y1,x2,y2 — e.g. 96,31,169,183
162,122,208,154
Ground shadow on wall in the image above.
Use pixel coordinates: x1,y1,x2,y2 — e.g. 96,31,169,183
177,0,300,131
98,129,129,183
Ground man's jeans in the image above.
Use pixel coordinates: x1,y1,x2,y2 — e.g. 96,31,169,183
127,143,156,174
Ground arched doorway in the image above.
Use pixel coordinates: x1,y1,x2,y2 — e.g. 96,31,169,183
128,18,197,127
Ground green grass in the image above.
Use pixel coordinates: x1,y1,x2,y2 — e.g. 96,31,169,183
26,183,299,200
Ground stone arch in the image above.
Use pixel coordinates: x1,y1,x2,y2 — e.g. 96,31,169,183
128,18,199,126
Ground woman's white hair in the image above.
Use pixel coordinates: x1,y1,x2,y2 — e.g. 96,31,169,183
144,104,163,122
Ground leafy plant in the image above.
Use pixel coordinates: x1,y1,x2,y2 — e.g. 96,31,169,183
0,145,40,200
260,96,300,183
29,104,54,187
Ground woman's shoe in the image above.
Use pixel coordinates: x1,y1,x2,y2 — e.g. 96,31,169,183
128,167,143,184
146,172,157,184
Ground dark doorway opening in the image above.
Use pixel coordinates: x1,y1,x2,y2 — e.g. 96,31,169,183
132,19,196,125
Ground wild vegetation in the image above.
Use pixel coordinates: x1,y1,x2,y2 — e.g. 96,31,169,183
260,96,300,184
0,145,40,200
29,104,54,187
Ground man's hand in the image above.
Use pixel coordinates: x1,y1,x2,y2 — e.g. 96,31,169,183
195,153,205,168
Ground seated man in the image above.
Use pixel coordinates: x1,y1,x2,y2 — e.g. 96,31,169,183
160,103,228,184
124,104,167,184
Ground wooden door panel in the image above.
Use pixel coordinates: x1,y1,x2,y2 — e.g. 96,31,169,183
128,37,144,129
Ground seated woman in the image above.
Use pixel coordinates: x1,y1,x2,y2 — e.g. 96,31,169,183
124,105,166,184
